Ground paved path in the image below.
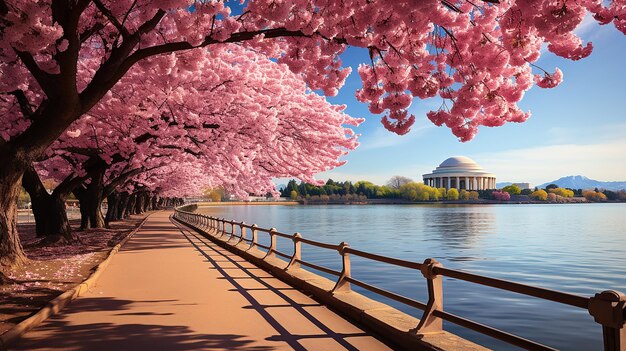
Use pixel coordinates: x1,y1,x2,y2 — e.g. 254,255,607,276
12,211,392,351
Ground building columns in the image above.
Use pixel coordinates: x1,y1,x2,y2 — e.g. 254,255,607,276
423,175,496,191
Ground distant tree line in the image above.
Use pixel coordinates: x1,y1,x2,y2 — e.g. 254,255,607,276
281,179,626,204
280,179,403,200
503,183,626,202
281,177,483,202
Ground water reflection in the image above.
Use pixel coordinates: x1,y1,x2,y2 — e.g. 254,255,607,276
197,203,626,351
418,205,495,263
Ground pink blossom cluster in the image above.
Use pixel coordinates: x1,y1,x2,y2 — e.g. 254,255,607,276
492,190,512,201
1,0,623,147
35,45,361,198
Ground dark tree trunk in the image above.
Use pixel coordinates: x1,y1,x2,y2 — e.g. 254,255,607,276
135,193,145,214
22,165,76,243
105,192,120,227
118,192,129,219
0,153,28,271
142,193,150,212
41,195,75,243
89,178,105,229
126,194,137,216
74,170,105,230
74,187,89,230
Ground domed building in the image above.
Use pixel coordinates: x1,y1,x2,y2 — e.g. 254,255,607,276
422,156,496,190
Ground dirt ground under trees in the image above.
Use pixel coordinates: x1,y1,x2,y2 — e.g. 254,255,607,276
0,214,149,335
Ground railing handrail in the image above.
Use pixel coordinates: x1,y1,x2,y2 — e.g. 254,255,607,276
173,207,626,351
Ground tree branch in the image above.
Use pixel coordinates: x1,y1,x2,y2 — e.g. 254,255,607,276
104,167,143,197
6,90,34,118
54,172,89,197
0,0,8,16
92,0,130,38
13,49,55,95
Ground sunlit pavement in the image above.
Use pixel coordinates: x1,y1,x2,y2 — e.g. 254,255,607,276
11,211,392,351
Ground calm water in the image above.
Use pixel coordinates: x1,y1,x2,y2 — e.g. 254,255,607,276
197,203,626,350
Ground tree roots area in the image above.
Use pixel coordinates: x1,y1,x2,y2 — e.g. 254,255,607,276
0,214,148,335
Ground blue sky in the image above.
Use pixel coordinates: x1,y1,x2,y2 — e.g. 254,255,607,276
312,20,626,187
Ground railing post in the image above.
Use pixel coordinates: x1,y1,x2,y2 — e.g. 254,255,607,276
248,224,258,251
286,233,302,270
219,219,225,237
237,222,246,245
228,221,236,242
415,258,444,334
588,290,626,351
264,228,277,259
332,242,351,292
210,217,216,233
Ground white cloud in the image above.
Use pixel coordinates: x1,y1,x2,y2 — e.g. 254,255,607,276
476,139,626,185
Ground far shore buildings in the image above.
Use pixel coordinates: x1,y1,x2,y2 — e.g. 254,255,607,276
423,156,496,190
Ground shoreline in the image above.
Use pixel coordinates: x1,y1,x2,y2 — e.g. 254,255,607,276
196,201,299,206
195,199,625,206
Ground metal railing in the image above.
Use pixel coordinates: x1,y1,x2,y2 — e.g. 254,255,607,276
173,209,626,351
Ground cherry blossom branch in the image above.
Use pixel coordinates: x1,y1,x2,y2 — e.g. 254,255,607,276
91,0,130,39
13,49,55,95
5,90,33,119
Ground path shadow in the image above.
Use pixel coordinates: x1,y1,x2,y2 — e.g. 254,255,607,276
10,296,268,350
0,285,64,323
171,219,387,351
11,320,274,351
121,230,190,252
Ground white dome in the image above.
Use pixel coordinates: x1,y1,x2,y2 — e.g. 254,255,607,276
424,156,493,176
422,156,496,190
438,156,481,169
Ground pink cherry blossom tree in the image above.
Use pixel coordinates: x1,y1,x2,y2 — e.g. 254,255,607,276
1,0,624,271
24,45,360,242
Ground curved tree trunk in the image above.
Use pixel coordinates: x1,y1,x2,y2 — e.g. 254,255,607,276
141,192,150,212
134,192,145,214
117,192,129,219
126,194,137,217
73,187,88,230
105,192,120,227
41,195,76,243
142,193,150,212
22,165,76,243
74,163,106,230
0,159,28,271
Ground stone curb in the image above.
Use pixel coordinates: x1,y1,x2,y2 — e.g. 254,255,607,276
0,213,153,351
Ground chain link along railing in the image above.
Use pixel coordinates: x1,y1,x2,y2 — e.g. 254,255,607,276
174,208,626,351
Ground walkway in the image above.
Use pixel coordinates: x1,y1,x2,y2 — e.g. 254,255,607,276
11,211,392,351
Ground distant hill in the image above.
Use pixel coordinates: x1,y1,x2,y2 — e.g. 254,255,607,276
496,182,513,188
537,176,626,191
